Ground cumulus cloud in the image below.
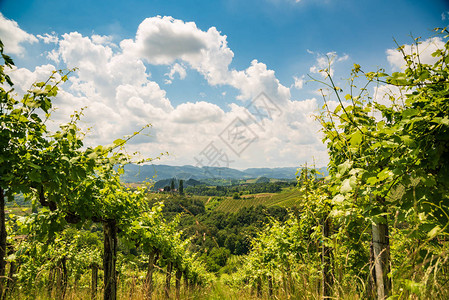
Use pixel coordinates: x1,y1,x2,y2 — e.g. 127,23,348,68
37,32,59,44
165,63,187,84
121,16,211,65
373,84,404,106
0,12,38,55
5,15,328,168
230,60,291,104
386,37,445,70
171,101,224,123
121,16,291,105
309,51,349,77
292,75,305,89
91,34,117,48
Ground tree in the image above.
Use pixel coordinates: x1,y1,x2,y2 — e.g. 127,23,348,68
317,28,449,299
0,38,216,300
0,40,17,297
179,180,184,195
0,39,73,297
0,38,157,300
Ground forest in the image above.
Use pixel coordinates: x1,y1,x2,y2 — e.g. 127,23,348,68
183,181,291,197
0,27,448,300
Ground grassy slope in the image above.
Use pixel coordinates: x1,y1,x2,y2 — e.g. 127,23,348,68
216,189,302,213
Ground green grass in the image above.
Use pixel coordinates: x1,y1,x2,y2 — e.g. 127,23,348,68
6,205,31,216
216,189,303,213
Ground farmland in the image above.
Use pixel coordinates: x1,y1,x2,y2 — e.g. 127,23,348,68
216,189,302,212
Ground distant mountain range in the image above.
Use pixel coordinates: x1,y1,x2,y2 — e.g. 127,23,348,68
121,164,328,183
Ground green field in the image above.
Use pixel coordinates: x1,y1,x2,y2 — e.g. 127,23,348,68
216,189,302,213
6,206,31,216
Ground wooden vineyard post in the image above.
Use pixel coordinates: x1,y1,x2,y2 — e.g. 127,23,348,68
103,219,117,300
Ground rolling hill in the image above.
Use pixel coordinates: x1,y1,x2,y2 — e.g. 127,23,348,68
121,164,328,183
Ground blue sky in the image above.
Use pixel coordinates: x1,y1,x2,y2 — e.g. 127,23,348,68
1,0,448,169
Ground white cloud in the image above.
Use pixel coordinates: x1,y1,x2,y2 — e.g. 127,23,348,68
37,32,59,44
21,31,172,144
292,75,305,89
122,16,211,65
5,64,60,95
0,12,38,55
230,60,291,104
91,34,117,48
442,11,449,20
309,51,349,77
6,16,328,168
373,84,404,107
171,101,224,124
121,16,291,106
386,37,445,70
51,32,151,93
165,63,186,84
